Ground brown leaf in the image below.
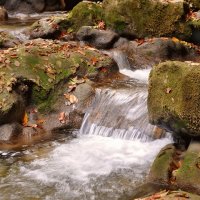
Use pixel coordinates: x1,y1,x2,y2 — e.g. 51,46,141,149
58,112,66,124
64,93,78,104
97,21,106,30
91,57,98,65
22,112,29,126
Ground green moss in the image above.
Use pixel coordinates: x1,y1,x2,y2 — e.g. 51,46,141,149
0,39,113,115
103,0,191,39
150,144,175,183
176,151,200,190
148,61,200,136
68,2,104,32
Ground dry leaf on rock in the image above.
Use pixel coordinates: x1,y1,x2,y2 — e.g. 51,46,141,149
64,93,78,104
58,112,66,124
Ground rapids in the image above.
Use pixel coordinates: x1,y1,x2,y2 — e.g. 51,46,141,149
0,14,172,200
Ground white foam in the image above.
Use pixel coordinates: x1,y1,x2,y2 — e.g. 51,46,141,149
120,68,151,83
22,135,171,183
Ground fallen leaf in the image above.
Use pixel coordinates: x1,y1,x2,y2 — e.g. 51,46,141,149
58,112,66,123
97,20,106,30
64,93,78,104
22,112,29,126
91,57,98,65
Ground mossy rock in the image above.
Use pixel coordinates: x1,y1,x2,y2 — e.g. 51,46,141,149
0,39,113,124
149,144,175,184
103,0,191,39
176,141,200,193
28,2,104,39
67,1,104,32
148,61,200,137
0,31,21,48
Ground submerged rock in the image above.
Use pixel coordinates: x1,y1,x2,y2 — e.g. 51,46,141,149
148,61,200,137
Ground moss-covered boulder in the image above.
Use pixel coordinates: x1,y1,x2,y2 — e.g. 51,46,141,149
0,39,113,125
28,2,104,39
176,141,200,193
148,61,200,137
149,144,175,184
103,0,191,39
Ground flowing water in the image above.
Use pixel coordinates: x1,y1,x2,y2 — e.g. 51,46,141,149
0,69,171,200
0,15,172,200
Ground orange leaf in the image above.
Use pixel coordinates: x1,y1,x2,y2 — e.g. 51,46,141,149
22,112,28,126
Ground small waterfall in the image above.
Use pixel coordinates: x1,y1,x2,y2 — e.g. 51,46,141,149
105,50,151,83
80,84,156,142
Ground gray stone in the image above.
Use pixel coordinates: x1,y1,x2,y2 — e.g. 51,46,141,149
76,26,119,49
0,123,22,141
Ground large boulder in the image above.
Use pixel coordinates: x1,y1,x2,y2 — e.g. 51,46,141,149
115,37,199,69
176,141,200,193
148,61,200,137
0,39,113,125
103,0,191,39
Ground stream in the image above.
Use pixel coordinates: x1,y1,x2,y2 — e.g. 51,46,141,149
0,13,172,200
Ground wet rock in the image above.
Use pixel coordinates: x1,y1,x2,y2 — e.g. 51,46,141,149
116,38,199,69
103,0,191,40
148,61,200,137
0,6,7,20
0,123,23,141
76,26,119,49
0,31,21,48
73,81,95,111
